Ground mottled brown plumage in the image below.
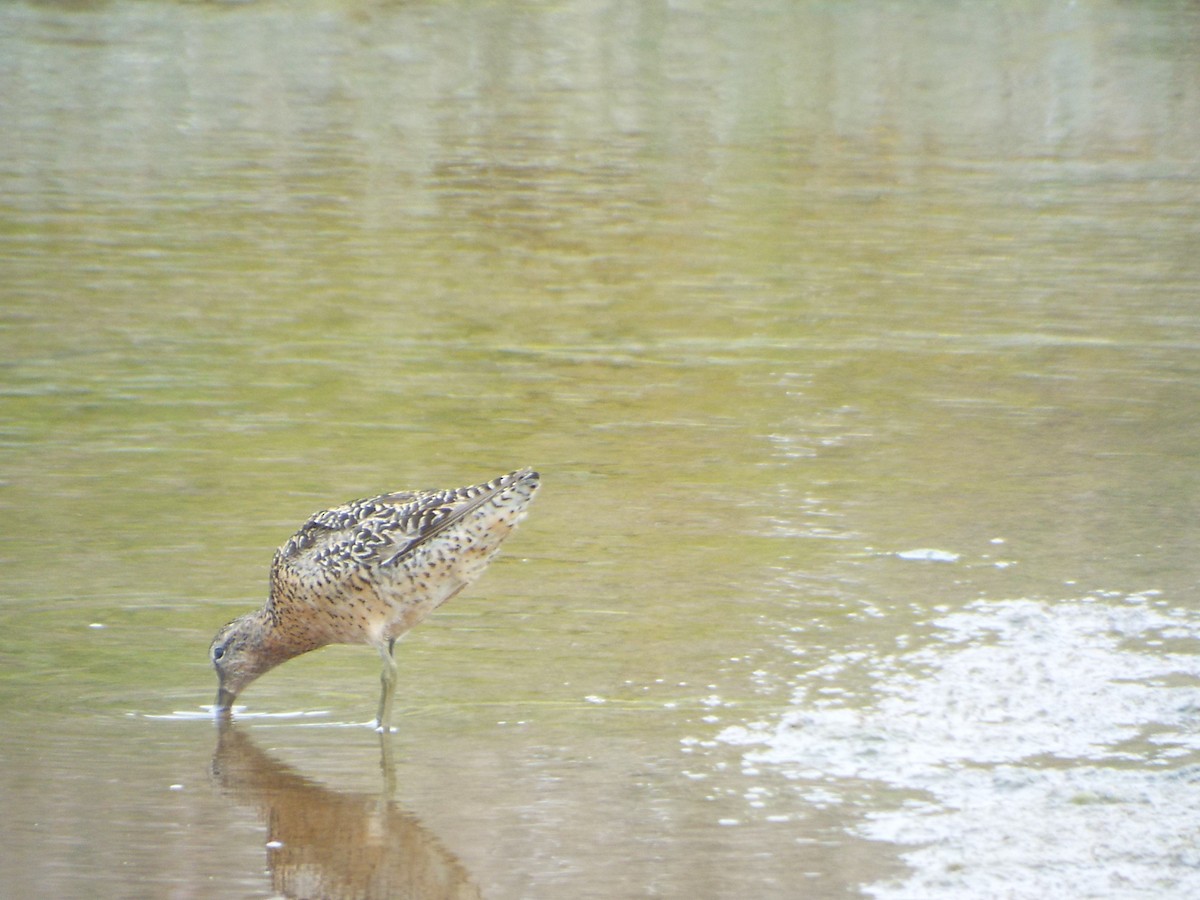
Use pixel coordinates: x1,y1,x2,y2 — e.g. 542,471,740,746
210,469,539,730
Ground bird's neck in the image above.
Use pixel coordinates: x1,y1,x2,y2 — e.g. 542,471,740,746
257,605,331,662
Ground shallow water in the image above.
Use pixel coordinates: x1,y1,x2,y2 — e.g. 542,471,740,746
2,0,1200,897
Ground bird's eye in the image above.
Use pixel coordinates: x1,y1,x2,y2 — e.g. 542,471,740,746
213,645,226,661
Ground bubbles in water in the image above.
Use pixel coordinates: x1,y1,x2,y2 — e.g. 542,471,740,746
719,594,1200,897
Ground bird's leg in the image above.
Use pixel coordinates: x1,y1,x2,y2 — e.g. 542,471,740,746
375,638,398,733
378,731,397,797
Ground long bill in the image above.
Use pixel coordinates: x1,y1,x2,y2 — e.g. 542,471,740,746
215,686,237,714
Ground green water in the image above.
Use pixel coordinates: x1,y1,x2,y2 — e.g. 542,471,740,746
2,1,1199,897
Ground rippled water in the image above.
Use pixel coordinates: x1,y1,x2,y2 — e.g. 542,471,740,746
2,0,1199,897
721,595,1200,896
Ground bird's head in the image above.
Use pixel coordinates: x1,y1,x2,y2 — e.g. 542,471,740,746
210,614,274,713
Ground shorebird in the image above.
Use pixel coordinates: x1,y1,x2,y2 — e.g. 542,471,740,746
210,468,539,730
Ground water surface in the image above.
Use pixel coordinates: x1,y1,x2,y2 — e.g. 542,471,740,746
2,1,1199,897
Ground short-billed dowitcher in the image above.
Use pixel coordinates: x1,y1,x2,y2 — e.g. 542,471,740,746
210,468,539,730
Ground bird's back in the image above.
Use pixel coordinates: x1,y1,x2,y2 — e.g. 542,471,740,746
267,469,539,647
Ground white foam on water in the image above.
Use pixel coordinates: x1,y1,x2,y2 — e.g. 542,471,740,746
894,548,961,563
719,596,1200,898
143,707,333,722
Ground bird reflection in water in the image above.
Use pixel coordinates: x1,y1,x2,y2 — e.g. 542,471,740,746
211,725,481,900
